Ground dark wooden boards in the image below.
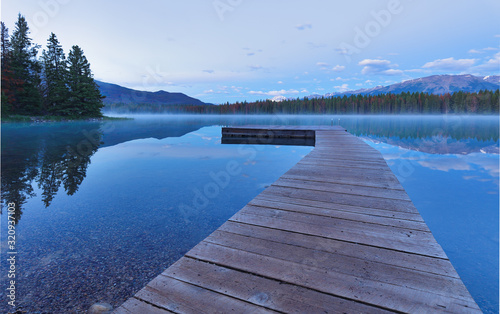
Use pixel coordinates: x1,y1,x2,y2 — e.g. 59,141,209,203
115,125,480,313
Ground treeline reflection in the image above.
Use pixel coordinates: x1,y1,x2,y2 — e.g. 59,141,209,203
2,115,498,223
1,122,102,223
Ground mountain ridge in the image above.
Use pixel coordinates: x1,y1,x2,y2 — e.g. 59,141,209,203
96,80,209,106
323,74,500,98
96,74,499,106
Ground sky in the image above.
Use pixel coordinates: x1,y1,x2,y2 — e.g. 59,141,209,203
2,0,500,104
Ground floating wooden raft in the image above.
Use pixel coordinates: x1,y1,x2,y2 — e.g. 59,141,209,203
115,125,480,313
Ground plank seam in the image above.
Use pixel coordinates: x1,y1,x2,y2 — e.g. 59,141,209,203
295,162,395,172
271,182,412,202
181,257,404,313
250,197,424,224
278,176,405,191
233,211,445,258
255,194,422,220
196,240,474,305
158,271,286,314
281,175,404,191
256,192,419,215
299,156,390,165
132,296,177,313
243,203,431,233
227,218,449,260
212,228,459,279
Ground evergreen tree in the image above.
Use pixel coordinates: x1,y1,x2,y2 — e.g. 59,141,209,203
1,21,14,115
41,33,69,115
10,14,42,114
1,22,10,58
66,45,104,117
423,98,430,113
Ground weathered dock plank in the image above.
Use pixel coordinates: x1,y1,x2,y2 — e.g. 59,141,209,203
115,125,480,313
163,258,392,313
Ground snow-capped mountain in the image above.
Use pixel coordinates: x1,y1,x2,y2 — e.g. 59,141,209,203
323,74,500,98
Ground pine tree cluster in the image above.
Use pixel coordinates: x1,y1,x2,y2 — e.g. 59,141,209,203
1,14,104,117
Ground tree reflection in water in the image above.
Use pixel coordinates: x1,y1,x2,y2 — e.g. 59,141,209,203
2,115,498,224
1,122,102,224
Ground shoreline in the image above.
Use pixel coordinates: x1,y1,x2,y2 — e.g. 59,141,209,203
1,115,132,123
2,112,498,124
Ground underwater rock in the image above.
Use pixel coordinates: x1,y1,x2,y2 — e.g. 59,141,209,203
88,302,113,314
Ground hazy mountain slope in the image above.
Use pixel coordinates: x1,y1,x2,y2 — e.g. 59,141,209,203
96,80,208,106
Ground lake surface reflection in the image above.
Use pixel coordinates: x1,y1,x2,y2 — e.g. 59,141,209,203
1,115,498,313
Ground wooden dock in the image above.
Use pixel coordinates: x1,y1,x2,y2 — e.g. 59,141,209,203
115,125,480,313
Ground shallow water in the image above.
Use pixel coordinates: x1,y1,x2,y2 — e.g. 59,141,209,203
1,114,498,313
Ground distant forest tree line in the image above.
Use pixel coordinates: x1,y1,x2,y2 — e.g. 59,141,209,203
106,89,499,115
1,14,104,117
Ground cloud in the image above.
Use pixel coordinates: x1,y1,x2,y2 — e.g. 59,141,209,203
483,47,498,51
196,87,232,96
307,42,327,49
405,68,428,73
335,48,349,55
472,52,500,72
332,65,345,72
468,49,482,54
248,89,300,96
422,57,476,71
316,62,330,68
243,48,263,57
334,84,349,92
231,86,242,93
383,69,405,75
296,23,312,30
358,59,404,76
417,154,499,179
359,59,390,67
202,69,215,74
248,65,264,70
418,159,471,172
464,154,500,178
331,76,348,81
277,81,283,84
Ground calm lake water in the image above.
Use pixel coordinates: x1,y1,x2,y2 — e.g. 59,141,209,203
1,114,498,313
